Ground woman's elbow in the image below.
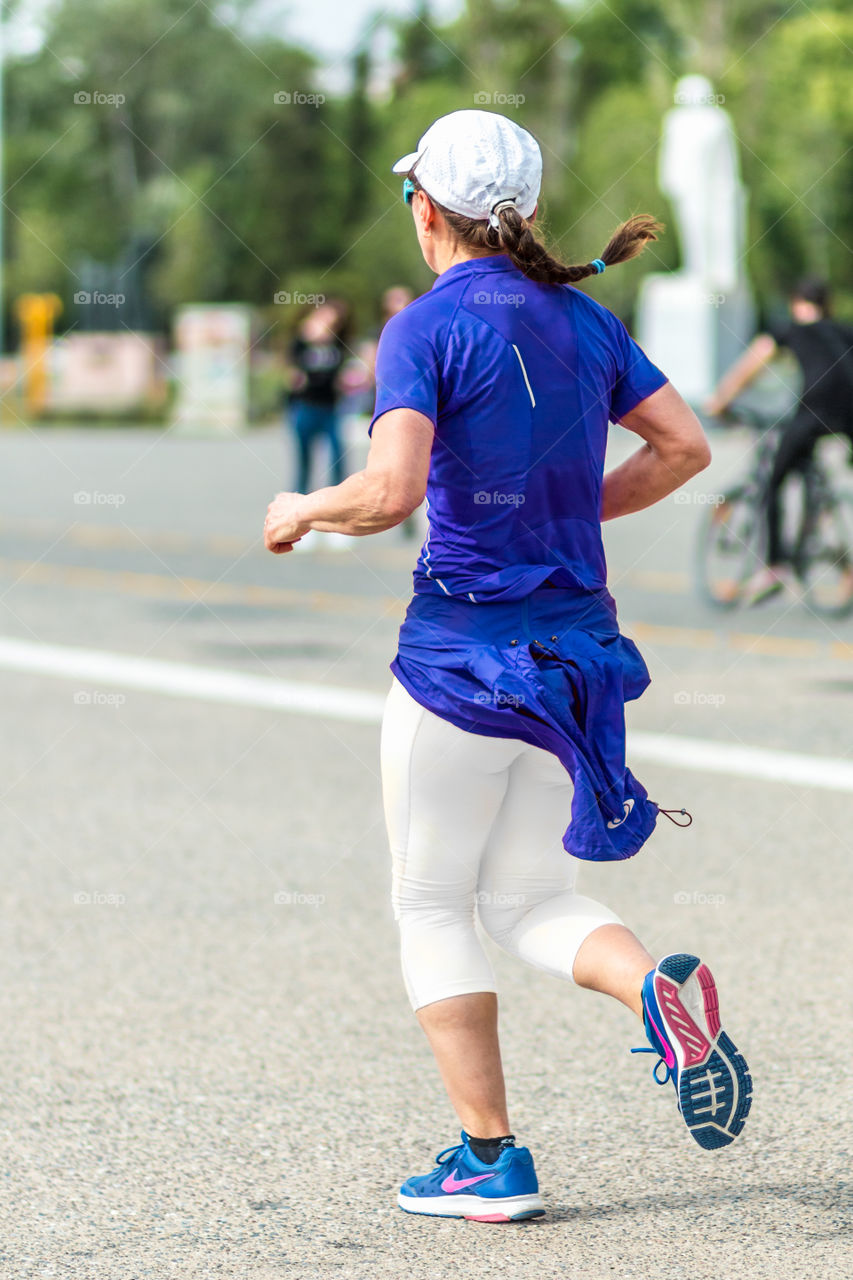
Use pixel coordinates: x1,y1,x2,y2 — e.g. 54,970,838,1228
673,418,712,478
379,499,418,528
367,476,424,529
388,487,425,525
690,435,713,475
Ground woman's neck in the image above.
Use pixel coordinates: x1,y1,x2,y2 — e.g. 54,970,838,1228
431,241,503,276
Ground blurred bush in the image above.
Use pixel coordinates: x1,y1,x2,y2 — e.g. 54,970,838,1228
3,0,851,352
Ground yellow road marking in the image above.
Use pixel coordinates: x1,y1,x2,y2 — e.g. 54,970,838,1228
0,557,406,617
68,524,254,558
0,516,252,556
614,569,689,593
628,621,717,650
730,632,821,659
0,555,847,661
0,518,693,587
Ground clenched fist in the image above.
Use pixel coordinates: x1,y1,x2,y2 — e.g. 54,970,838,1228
264,492,310,553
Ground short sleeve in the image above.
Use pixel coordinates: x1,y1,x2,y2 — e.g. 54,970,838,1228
368,309,441,436
609,319,668,423
767,320,793,348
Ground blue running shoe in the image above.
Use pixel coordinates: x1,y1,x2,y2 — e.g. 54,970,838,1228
632,952,753,1150
398,1132,545,1221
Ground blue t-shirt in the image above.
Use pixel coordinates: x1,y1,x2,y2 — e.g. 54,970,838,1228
370,253,667,602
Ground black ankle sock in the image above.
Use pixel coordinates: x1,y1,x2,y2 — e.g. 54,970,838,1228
467,1134,515,1165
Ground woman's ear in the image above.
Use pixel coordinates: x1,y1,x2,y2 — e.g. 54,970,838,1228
415,190,435,237
529,204,538,223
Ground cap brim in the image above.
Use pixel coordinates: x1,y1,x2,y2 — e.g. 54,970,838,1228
391,150,420,174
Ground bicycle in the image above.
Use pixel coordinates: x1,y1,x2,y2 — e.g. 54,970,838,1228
694,405,853,617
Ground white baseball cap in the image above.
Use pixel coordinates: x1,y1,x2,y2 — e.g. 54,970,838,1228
391,110,542,227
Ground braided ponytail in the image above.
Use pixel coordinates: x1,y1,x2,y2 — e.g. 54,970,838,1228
407,173,662,285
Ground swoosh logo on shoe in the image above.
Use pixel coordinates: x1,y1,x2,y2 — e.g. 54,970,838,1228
646,1004,676,1069
441,1171,494,1193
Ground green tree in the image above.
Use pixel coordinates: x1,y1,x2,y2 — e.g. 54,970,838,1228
5,0,852,340
4,0,338,330
747,9,853,311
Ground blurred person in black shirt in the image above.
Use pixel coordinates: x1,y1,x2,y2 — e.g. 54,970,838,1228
285,300,349,492
354,285,416,412
706,278,853,602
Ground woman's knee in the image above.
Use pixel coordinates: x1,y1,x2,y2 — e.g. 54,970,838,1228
475,890,532,949
391,860,477,927
477,887,624,966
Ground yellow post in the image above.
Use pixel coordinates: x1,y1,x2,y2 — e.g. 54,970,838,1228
14,292,62,416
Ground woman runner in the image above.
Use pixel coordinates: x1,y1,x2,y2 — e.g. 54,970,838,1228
264,110,753,1223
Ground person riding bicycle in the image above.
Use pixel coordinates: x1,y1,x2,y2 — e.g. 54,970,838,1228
706,278,853,603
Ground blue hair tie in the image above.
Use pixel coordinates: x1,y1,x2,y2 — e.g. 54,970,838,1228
591,258,606,274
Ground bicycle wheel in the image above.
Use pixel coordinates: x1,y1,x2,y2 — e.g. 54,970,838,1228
800,491,853,617
694,486,764,608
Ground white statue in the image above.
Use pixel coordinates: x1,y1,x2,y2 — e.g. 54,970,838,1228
658,75,746,291
637,74,754,403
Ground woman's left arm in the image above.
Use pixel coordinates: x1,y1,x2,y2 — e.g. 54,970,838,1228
264,408,434,553
601,382,711,521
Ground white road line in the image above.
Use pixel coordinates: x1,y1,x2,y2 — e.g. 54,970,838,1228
629,732,853,793
2,635,852,793
0,636,387,724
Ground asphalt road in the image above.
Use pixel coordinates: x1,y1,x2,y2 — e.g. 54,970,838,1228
1,423,851,1279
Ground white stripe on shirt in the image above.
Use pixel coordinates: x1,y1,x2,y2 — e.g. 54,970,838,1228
512,344,536,408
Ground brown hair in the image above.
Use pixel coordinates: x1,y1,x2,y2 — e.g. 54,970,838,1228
407,173,662,285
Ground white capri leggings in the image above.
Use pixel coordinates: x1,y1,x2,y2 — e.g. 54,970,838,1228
381,677,623,1011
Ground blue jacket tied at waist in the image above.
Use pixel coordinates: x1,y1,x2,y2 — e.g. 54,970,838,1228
391,588,659,862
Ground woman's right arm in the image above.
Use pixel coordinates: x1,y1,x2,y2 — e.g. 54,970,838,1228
601,381,711,520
